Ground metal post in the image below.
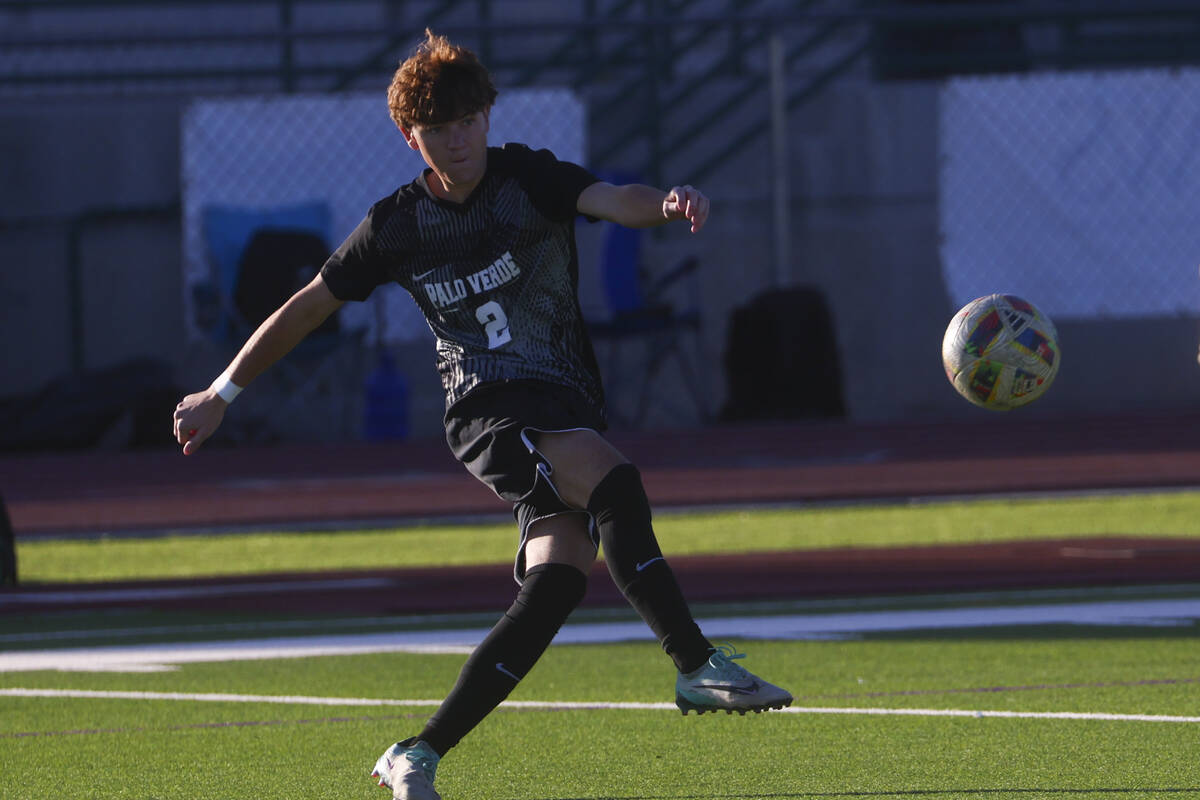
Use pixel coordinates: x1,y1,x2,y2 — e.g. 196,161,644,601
65,217,86,373
769,31,791,288
280,0,295,93
479,0,493,69
645,0,664,189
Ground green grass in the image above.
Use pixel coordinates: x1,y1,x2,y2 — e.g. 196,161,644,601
16,490,1200,583
5,635,1200,799
7,491,1200,798
8,493,1200,798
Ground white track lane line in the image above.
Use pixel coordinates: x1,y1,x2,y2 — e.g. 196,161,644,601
4,597,1200,673
3,689,1198,724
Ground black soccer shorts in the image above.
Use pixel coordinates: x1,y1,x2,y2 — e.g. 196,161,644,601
444,380,608,583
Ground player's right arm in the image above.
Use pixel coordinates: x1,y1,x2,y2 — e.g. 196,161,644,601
173,274,345,455
576,181,709,233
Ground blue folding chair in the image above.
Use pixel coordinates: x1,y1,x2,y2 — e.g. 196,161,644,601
190,202,366,443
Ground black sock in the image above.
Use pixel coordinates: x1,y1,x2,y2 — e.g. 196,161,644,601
418,562,586,756
587,463,712,674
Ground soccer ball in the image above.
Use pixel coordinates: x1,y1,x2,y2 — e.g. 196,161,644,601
942,294,1060,411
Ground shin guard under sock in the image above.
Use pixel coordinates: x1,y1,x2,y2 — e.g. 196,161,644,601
587,463,712,674
418,562,586,756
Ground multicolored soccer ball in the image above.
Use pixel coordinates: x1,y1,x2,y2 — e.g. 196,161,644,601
942,294,1060,411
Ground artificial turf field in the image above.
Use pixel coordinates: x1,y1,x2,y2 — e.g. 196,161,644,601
5,587,1200,799
4,498,1200,799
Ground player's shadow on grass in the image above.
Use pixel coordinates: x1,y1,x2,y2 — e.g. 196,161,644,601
520,789,1200,799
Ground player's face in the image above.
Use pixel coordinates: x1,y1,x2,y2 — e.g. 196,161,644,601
404,110,490,202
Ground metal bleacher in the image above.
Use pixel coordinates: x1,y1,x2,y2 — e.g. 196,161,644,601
5,1,1200,185
0,0,871,187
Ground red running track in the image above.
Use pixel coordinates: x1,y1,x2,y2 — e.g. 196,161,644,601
3,411,1200,613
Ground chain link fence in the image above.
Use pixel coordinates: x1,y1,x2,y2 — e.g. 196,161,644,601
181,88,585,345
940,67,1200,319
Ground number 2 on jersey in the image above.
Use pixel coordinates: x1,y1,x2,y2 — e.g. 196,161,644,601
475,300,512,349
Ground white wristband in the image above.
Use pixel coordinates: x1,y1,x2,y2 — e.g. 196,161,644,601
210,372,244,404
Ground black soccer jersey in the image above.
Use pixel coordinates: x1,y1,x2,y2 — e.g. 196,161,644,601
321,143,605,413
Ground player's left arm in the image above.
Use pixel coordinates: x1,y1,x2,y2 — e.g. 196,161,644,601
577,181,709,233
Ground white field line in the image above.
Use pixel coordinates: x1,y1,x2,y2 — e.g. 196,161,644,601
0,688,445,706
3,688,1198,724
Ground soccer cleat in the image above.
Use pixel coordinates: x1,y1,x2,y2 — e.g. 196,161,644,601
675,643,794,715
371,738,441,800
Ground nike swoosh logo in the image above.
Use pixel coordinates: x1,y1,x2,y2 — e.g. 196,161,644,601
495,662,520,681
635,557,664,572
691,681,761,695
414,268,437,280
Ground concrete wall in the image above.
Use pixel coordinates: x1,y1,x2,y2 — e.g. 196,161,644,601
0,96,185,395
689,78,955,423
647,74,1200,427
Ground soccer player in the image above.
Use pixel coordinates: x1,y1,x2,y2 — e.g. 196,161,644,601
173,28,792,800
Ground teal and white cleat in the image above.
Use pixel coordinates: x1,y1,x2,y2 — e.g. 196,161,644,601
371,738,441,800
675,644,793,715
